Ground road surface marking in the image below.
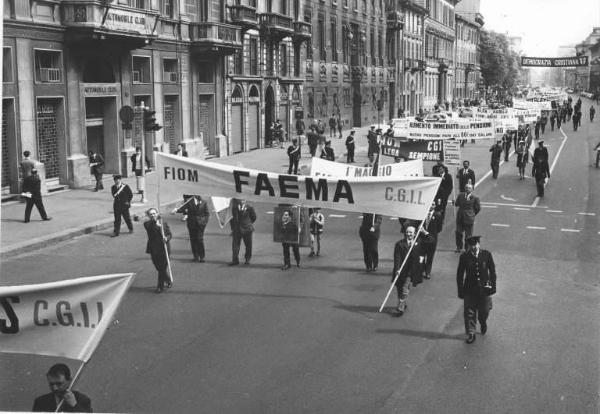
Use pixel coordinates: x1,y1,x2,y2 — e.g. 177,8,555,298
577,212,596,216
546,210,563,213
514,207,530,211
500,194,516,201
561,228,580,233
532,196,541,208
481,202,546,208
482,205,498,208
491,223,510,227
329,214,346,218
265,211,274,214
527,226,546,230
474,149,516,188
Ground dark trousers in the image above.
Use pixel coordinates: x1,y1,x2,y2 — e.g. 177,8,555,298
232,231,252,263
463,294,492,335
151,253,169,289
187,224,206,260
491,160,500,179
347,146,355,163
93,172,103,190
595,150,600,168
504,147,510,162
541,124,546,134
535,176,545,196
309,143,317,157
288,157,299,174
360,233,379,269
455,221,474,250
113,206,133,234
550,120,555,131
24,197,48,221
282,243,300,266
425,237,438,275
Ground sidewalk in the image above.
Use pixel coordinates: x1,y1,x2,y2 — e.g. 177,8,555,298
0,124,492,258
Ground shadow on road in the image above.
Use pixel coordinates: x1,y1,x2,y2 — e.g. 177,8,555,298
376,328,463,341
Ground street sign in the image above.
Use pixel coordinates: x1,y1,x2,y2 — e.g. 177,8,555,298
119,105,134,123
443,140,461,166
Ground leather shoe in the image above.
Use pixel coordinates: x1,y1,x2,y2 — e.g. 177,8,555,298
480,322,487,335
281,264,291,270
154,288,163,294
166,282,173,289
43,217,52,221
228,261,239,266
198,258,205,263
110,233,119,237
128,229,134,233
466,334,476,344
244,260,250,265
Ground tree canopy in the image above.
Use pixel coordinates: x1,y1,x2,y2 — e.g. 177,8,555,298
480,30,524,90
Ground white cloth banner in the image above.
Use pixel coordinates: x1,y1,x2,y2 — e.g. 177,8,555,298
0,273,135,361
310,157,423,178
210,196,233,228
474,110,519,130
398,120,497,140
156,153,440,220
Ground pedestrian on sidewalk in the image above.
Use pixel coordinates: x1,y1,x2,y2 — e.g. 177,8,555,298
309,207,325,256
489,139,503,179
454,183,480,253
144,207,172,294
131,147,151,202
320,140,335,161
22,169,51,223
328,114,337,138
88,151,105,191
229,198,256,266
359,213,382,271
307,125,318,157
456,235,497,344
20,150,36,179
176,194,209,262
280,209,300,270
287,138,301,174
345,130,356,163
457,160,475,193
111,174,133,237
590,105,596,122
337,117,343,138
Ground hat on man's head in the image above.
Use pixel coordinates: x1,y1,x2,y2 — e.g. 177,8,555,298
538,140,544,144
466,235,481,245
113,174,122,180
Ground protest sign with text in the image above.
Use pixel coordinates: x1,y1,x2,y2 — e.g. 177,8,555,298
310,157,423,177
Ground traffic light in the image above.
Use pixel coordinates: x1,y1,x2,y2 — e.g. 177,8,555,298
143,109,162,132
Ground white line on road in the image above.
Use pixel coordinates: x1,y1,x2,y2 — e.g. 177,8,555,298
561,228,580,233
474,149,516,188
329,214,347,218
514,207,531,211
266,211,274,214
481,202,546,208
527,226,547,230
491,223,510,227
546,210,563,213
577,212,596,216
482,205,498,208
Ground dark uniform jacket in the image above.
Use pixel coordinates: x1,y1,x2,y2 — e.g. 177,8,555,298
532,159,550,179
455,192,481,225
533,146,549,163
320,147,335,161
280,220,299,244
457,167,476,192
287,144,301,161
345,135,355,149
111,183,133,209
359,213,382,238
23,174,43,199
456,249,497,298
89,154,104,174
231,203,257,234
144,219,172,256
177,197,209,229
392,234,431,286
32,391,92,412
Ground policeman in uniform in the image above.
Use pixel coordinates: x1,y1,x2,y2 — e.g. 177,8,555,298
456,236,497,344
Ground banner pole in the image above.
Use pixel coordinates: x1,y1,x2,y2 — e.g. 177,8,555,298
378,218,426,313
159,216,173,285
54,360,87,412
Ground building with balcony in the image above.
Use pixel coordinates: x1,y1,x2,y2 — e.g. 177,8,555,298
454,0,483,104
573,28,600,93
423,0,458,111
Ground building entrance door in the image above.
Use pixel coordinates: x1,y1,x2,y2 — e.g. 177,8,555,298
265,86,275,147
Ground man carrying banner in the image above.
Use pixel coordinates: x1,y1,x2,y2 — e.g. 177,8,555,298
176,195,210,262
280,209,301,270
229,199,257,266
33,363,92,412
144,208,172,293
489,140,503,179
454,183,480,253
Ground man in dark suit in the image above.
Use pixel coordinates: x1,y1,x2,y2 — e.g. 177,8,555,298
174,143,188,157
20,150,36,178
307,126,319,157
456,235,497,344
88,151,104,191
23,169,51,223
532,156,550,197
392,225,431,316
345,130,356,163
280,209,300,270
489,139,503,179
456,160,475,193
131,147,151,202
144,208,172,293
287,138,301,174
433,165,453,226
32,363,92,412
359,213,382,271
176,194,210,262
110,175,133,237
229,199,257,265
454,183,480,252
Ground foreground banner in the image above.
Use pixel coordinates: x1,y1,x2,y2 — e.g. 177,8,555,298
310,157,423,177
156,153,440,220
0,273,135,361
521,56,588,67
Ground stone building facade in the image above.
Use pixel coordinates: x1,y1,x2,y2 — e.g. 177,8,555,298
454,0,483,104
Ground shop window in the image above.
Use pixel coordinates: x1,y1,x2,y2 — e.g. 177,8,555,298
163,58,178,83
34,50,62,83
3,48,13,83
132,56,151,84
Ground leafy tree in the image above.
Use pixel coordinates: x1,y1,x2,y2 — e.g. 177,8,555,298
479,30,525,92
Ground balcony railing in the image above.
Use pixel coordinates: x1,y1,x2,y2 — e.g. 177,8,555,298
190,22,243,55
292,21,311,42
230,4,259,29
260,13,293,38
38,67,61,83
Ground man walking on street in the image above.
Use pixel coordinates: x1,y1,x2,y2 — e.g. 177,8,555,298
287,138,301,174
457,160,476,192
88,150,105,191
532,156,550,197
110,174,133,237
280,209,300,270
177,195,209,262
457,235,497,344
345,130,356,163
359,213,382,272
454,183,480,253
20,150,36,179
434,165,453,227
489,140,503,179
144,208,172,293
329,114,337,138
229,199,256,266
22,169,51,223
307,125,318,157
590,105,596,122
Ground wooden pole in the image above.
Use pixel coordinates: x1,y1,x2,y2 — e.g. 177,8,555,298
54,361,86,412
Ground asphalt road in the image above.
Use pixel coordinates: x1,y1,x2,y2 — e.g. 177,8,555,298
1,115,599,413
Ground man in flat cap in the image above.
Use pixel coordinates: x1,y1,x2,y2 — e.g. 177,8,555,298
456,235,497,344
